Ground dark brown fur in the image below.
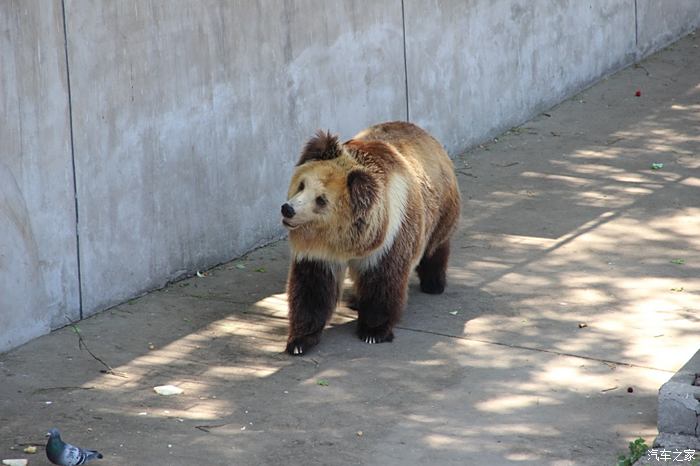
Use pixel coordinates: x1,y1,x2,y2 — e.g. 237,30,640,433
347,170,379,218
297,130,342,165
285,259,341,355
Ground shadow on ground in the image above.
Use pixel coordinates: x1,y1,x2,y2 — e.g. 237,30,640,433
1,33,699,466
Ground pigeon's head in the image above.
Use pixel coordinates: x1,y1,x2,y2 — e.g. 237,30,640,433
46,428,61,439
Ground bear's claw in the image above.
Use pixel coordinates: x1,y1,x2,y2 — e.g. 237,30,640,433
285,333,321,356
286,341,305,356
357,322,394,345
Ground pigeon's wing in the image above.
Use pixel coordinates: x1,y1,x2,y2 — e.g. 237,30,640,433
62,442,102,465
61,443,83,466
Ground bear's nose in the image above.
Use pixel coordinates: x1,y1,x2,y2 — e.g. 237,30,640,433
281,203,296,219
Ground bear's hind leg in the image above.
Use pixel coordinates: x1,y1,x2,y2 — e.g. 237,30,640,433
416,241,450,294
286,259,341,355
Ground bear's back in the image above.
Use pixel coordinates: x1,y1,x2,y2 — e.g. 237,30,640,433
352,121,458,210
352,121,454,186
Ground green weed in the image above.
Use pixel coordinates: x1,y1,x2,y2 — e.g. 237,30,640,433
617,437,648,466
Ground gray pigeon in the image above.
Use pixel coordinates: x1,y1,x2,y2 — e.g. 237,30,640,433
45,428,103,466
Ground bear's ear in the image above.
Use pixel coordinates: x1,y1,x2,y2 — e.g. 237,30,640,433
347,169,378,217
297,130,342,166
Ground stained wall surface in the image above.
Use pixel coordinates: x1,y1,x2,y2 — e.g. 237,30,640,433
637,0,700,57
404,0,638,152
64,1,406,314
0,2,79,352
1,1,698,351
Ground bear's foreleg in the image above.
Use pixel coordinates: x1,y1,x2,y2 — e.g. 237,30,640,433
286,259,341,356
416,241,450,294
352,255,411,344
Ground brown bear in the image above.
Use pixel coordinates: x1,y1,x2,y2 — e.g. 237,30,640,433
281,121,460,355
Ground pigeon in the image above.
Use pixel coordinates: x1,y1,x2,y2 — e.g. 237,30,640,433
45,428,103,466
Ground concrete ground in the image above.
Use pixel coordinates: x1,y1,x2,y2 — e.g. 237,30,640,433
2,33,699,466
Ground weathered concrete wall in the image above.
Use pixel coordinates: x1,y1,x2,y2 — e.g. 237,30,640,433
0,2,79,352
64,1,406,314
1,1,699,351
404,0,637,153
637,0,700,58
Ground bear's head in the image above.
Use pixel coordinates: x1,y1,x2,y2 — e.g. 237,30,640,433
281,131,384,260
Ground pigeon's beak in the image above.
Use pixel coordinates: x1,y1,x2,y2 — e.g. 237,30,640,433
45,432,51,438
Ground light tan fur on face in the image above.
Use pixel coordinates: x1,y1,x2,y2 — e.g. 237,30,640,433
284,164,343,230
285,152,389,263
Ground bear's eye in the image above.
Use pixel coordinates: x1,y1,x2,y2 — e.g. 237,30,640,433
298,181,305,192
315,195,327,207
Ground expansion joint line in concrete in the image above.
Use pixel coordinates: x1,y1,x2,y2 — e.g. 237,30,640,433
395,325,675,374
400,0,410,121
60,0,84,319
634,0,639,48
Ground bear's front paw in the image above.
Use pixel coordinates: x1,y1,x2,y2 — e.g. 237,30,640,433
357,322,394,345
285,333,321,356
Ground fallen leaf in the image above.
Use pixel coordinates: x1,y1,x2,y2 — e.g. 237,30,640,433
449,310,459,316
670,287,684,292
670,259,685,265
317,379,329,387
22,446,36,454
154,385,184,396
255,267,266,273
578,323,588,329
635,89,641,97
196,271,208,278
234,263,246,270
356,431,364,437
651,162,664,170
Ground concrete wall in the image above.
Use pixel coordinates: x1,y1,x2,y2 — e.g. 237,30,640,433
64,0,406,315
1,1,699,352
404,0,637,151
637,0,700,57
0,2,79,351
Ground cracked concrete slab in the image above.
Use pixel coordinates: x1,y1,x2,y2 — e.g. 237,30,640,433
1,31,700,466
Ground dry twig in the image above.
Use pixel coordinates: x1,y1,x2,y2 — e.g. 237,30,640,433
65,317,128,378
